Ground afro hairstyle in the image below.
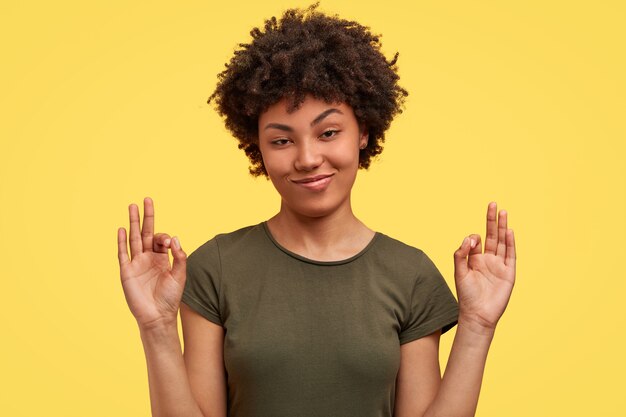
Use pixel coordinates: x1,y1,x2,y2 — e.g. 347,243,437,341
208,2,408,177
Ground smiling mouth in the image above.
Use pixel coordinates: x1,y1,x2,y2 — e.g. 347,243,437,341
291,174,334,184
290,174,334,190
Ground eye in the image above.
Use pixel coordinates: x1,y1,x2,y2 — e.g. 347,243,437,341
271,138,291,146
320,129,340,139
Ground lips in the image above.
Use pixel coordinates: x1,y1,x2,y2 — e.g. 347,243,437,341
291,174,334,184
290,174,334,191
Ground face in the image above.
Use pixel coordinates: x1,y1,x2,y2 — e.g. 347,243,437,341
258,95,368,218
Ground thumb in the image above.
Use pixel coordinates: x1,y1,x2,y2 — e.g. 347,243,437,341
170,236,187,284
453,236,471,278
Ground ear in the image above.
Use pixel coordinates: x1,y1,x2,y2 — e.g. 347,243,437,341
359,126,369,149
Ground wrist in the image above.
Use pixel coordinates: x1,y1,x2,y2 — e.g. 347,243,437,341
138,315,178,335
138,320,181,352
457,314,498,338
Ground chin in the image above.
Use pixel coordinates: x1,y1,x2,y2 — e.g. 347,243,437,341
283,196,348,219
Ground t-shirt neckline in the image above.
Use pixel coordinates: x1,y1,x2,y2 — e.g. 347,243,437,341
261,221,380,266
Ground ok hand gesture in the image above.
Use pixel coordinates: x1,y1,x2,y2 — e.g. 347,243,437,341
453,202,516,333
117,197,187,330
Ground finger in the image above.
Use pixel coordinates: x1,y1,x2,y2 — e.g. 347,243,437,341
153,233,172,254
170,237,187,284
505,229,516,267
142,197,155,253
484,202,498,255
453,236,470,278
128,203,143,258
468,233,482,256
467,233,482,268
117,227,130,266
496,210,508,259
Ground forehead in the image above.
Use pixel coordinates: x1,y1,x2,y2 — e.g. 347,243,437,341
259,95,354,124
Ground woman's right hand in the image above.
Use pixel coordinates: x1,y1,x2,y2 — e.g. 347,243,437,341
117,197,187,330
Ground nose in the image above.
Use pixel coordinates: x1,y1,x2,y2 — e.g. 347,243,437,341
294,141,323,172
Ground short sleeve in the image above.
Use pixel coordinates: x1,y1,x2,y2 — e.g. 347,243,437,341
181,238,223,326
398,251,459,345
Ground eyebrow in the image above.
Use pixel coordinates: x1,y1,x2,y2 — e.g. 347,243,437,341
263,108,344,132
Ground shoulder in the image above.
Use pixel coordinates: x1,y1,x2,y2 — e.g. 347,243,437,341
368,233,450,292
371,233,433,270
188,223,266,263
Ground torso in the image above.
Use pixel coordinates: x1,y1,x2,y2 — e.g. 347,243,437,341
181,223,459,417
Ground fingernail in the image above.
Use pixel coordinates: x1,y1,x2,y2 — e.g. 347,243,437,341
470,238,476,248
165,238,171,246
172,237,180,249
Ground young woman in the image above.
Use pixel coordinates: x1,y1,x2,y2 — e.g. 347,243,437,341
117,4,516,417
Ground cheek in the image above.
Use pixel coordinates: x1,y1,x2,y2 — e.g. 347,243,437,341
332,144,361,169
264,168,288,199
262,153,288,178
259,147,276,173
261,154,291,192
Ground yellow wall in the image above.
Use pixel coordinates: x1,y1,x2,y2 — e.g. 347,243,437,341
1,1,624,415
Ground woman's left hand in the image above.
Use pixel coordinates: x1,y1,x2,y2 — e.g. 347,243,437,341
453,202,516,333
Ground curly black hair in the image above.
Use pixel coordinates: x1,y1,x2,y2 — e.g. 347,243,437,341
208,2,408,177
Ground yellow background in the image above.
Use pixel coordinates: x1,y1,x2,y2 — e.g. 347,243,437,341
1,0,624,415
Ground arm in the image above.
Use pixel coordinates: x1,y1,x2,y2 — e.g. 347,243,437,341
396,202,516,417
138,306,227,417
118,197,226,417
421,321,494,417
180,303,228,417
140,320,207,417
395,324,494,417
394,331,442,417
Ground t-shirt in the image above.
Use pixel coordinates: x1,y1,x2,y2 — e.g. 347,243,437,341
182,222,459,417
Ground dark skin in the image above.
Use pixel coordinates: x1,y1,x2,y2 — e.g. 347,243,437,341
118,7,515,416
118,96,516,417
207,4,408,177
118,197,515,417
118,198,185,329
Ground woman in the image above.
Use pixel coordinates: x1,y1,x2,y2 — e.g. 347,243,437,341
117,4,516,417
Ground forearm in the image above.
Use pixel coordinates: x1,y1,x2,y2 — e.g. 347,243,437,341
139,322,205,417
423,320,495,417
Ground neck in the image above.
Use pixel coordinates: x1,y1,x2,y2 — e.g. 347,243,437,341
266,198,375,261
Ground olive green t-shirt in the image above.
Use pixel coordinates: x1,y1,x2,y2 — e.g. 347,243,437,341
182,223,459,417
